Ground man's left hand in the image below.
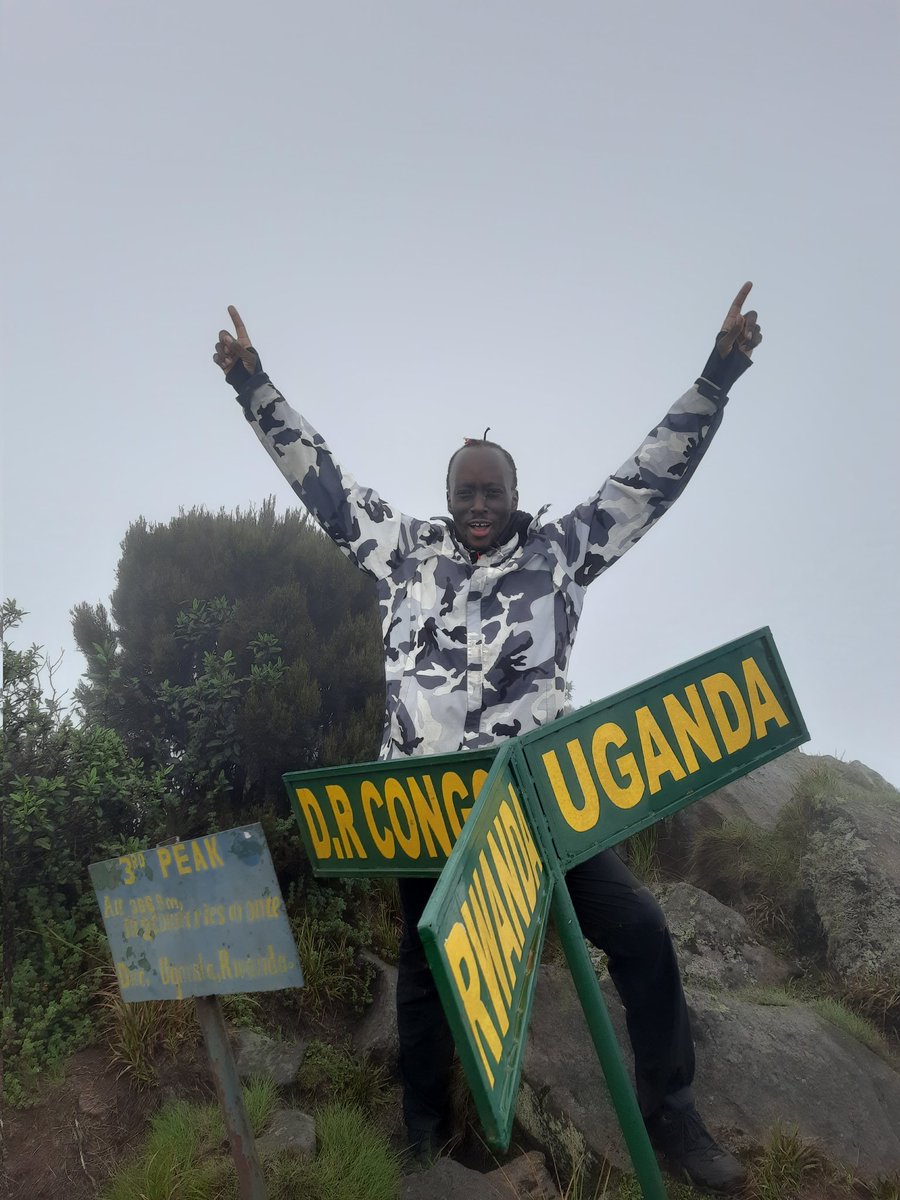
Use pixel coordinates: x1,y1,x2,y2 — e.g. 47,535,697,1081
718,282,763,358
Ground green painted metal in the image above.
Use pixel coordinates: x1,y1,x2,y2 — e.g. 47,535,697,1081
418,744,554,1150
89,823,303,1002
519,627,808,870
511,745,668,1198
283,749,497,876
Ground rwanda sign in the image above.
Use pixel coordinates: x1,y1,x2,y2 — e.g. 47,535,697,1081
417,743,553,1147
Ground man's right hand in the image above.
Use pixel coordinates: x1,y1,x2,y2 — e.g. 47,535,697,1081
213,306,260,377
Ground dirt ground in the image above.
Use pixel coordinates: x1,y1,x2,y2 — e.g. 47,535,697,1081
1,1044,214,1200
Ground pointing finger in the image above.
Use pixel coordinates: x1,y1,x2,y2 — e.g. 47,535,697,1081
726,281,753,320
228,305,249,344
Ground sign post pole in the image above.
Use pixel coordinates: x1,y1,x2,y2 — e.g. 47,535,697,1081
549,875,667,1200
195,995,267,1200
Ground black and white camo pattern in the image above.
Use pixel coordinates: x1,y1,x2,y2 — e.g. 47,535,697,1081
240,380,727,761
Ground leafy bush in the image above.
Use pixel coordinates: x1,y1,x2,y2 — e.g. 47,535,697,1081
1,601,172,1105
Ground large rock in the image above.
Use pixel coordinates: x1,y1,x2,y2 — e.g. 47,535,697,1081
230,1028,306,1086
255,1108,316,1161
803,791,900,980
656,748,812,871
519,962,900,1181
353,949,399,1067
401,1152,558,1200
655,881,794,991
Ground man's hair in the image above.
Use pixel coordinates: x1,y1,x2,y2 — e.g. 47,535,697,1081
445,429,518,491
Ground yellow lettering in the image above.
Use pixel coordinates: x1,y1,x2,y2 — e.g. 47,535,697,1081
203,836,224,868
742,657,790,739
444,923,501,1087
157,846,173,879
361,781,395,858
506,786,543,901
172,843,191,875
663,686,722,773
325,784,366,860
406,775,452,858
385,778,421,858
441,772,467,839
702,671,751,754
191,840,209,872
462,872,512,1016
592,723,645,809
295,788,332,859
218,948,233,979
481,850,523,991
541,739,600,832
487,826,528,943
636,705,687,795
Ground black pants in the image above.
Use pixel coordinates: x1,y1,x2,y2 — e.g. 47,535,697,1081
396,849,694,1132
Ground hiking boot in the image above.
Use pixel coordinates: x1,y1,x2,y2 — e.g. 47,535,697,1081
406,1124,441,1170
645,1091,747,1194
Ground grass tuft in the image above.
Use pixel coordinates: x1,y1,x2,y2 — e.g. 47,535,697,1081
748,1123,829,1200
296,1039,391,1114
100,1079,277,1200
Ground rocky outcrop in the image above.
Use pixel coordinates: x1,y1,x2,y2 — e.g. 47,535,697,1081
801,787,900,982
352,949,399,1067
653,881,795,992
519,961,900,1182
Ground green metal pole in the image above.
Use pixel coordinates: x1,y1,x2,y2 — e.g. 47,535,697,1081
195,995,267,1200
550,872,668,1200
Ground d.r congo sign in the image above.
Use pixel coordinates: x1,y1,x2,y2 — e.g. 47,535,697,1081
284,627,808,1163
90,823,303,1002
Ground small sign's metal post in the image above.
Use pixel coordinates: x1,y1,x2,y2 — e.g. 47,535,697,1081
194,995,267,1200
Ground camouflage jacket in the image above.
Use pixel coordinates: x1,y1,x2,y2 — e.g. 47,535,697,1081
234,348,748,760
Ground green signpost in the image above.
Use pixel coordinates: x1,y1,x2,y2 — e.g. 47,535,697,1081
284,628,809,1198
416,743,554,1147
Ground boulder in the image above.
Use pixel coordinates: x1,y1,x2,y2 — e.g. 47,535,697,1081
518,963,900,1182
401,1152,558,1200
255,1108,316,1161
353,949,399,1067
655,881,795,991
802,793,900,981
656,748,811,871
230,1028,306,1086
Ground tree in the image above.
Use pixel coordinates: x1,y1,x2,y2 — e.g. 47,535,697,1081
72,500,384,838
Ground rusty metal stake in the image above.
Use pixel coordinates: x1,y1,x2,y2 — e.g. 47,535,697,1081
195,994,267,1199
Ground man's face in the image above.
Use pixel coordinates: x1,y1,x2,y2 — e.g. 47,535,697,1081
447,445,518,551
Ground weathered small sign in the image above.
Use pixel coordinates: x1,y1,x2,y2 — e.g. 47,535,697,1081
89,823,303,1002
417,744,554,1148
519,627,807,870
283,749,497,876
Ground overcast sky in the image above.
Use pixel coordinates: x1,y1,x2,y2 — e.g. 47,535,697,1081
3,1,898,785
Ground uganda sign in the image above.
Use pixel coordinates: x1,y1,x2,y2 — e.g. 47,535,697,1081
519,627,807,869
417,743,553,1148
284,748,498,876
89,823,304,1002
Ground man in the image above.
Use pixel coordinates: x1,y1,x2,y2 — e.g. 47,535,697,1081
214,286,761,1193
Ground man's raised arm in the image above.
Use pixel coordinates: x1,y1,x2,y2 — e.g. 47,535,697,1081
214,307,425,580
546,283,762,589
